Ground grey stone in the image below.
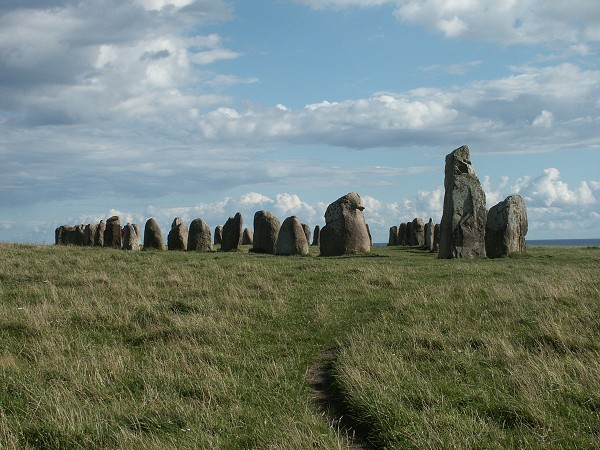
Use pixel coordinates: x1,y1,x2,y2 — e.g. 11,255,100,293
388,226,399,246
425,218,434,251
143,218,164,250
252,211,280,254
85,224,96,247
73,224,86,246
94,220,105,247
276,216,309,255
242,228,254,245
312,225,320,246
221,213,242,251
411,218,425,247
168,217,188,251
302,224,311,246
104,216,121,249
485,195,528,258
433,223,440,253
123,224,140,250
188,219,213,251
319,192,371,256
398,223,406,245
214,225,223,245
406,221,414,245
439,145,487,259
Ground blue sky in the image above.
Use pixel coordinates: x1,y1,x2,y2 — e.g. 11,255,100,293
1,0,599,243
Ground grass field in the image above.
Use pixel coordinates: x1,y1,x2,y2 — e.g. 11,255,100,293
0,243,599,449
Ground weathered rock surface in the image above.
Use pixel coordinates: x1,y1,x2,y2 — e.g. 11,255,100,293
252,210,280,254
85,224,96,246
302,224,311,246
188,219,213,251
412,218,425,247
438,145,487,259
94,221,105,247
319,192,371,256
221,213,242,251
406,221,414,245
276,216,309,255
398,223,406,246
388,226,399,246
168,217,188,251
214,226,223,245
312,225,320,246
143,218,164,250
242,228,254,245
55,225,73,245
104,216,121,249
123,224,140,250
425,218,434,251
485,195,528,258
433,223,440,253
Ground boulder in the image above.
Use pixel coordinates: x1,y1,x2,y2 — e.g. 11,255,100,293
485,195,528,258
168,217,188,251
438,145,487,259
252,211,280,254
123,223,140,250
319,192,371,256
388,226,399,246
312,225,320,246
276,216,309,255
411,218,425,247
242,228,254,245
221,213,242,251
425,218,434,251
143,218,164,250
104,216,121,249
94,220,105,247
188,219,213,251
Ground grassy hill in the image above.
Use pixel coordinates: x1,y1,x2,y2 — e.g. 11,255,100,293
0,243,598,448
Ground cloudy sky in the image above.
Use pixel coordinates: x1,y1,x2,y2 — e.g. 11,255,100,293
1,0,599,244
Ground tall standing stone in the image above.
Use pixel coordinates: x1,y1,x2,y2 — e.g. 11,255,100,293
221,213,242,251
276,216,309,256
143,218,164,250
242,228,254,245
398,223,406,245
302,224,311,246
214,226,223,245
319,192,371,256
388,226,399,246
425,218,434,251
312,225,320,246
252,210,280,254
438,145,487,259
406,221,414,245
123,224,140,250
433,223,441,253
168,217,188,251
85,224,96,247
485,195,528,258
104,216,121,249
94,220,105,247
411,218,425,247
188,219,213,251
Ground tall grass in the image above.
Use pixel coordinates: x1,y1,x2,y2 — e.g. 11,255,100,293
0,243,598,448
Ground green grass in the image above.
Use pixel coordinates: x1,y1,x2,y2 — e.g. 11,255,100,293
0,243,598,448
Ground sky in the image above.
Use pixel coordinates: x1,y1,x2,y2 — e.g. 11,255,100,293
1,0,599,244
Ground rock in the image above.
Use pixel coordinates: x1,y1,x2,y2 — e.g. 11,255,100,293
123,223,140,250
388,226,399,246
312,225,320,246
132,224,141,242
302,224,311,246
104,216,121,249
168,217,188,251
85,224,96,247
221,213,242,251
94,220,105,247
398,223,406,246
433,223,440,253
143,218,164,250
55,225,72,245
73,224,86,246
214,226,223,245
276,216,309,255
188,219,213,251
425,218,434,251
406,221,414,245
485,195,528,258
439,145,487,259
252,210,280,254
242,228,254,245
366,223,372,246
411,218,425,247
319,192,371,256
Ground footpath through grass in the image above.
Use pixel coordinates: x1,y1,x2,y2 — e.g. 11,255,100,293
0,243,598,448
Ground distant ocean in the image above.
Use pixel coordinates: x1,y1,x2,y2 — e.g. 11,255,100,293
526,239,600,247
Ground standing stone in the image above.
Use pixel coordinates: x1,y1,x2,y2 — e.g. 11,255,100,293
242,228,254,245
312,225,320,246
485,195,528,258
439,145,487,259
188,219,213,251
252,210,280,254
73,224,86,246
55,225,72,245
388,226,399,246
276,216,309,256
425,218,435,251
143,218,164,250
433,223,441,253
319,192,371,256
123,224,140,251
85,224,97,247
221,213,242,251
104,216,121,249
168,217,188,251
406,221,414,245
94,220,105,247
214,225,223,245
411,218,425,247
302,224,311,246
398,223,406,245
132,224,141,242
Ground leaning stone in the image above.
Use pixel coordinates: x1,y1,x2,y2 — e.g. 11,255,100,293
104,216,122,249
388,226,399,246
319,192,371,256
123,224,140,250
94,220,105,247
485,195,528,258
252,210,280,254
242,228,254,245
312,225,320,246
143,218,164,250
221,213,242,251
439,145,487,259
276,216,309,255
168,217,188,251
188,219,213,251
